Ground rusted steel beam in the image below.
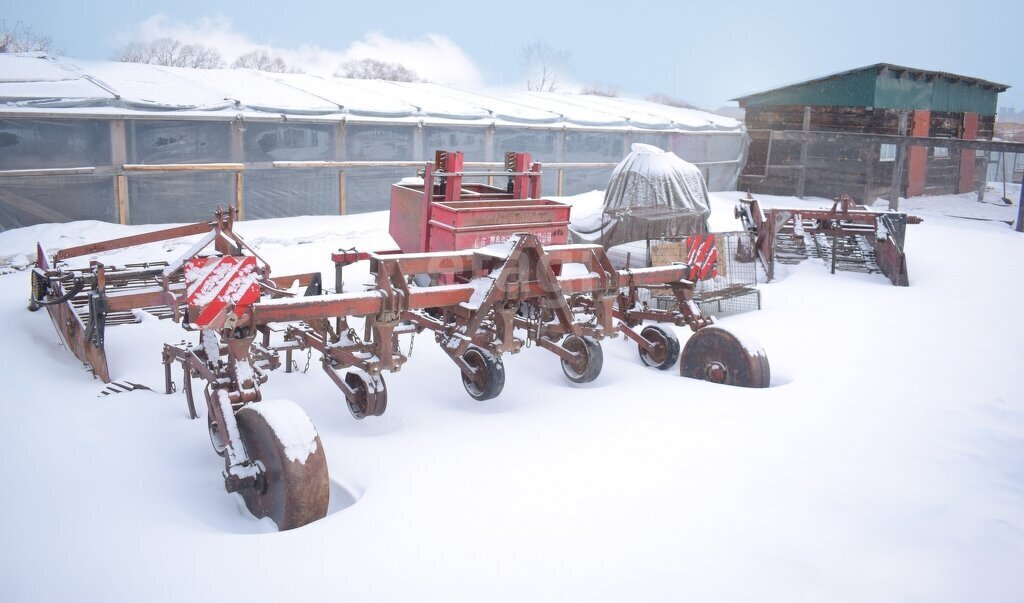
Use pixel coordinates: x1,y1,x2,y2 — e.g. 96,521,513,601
44,292,110,381
369,249,482,275
104,285,183,312
267,272,320,288
367,243,608,276
54,221,214,262
253,285,476,324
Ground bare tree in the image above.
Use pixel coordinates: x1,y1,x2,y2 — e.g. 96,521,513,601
0,20,53,53
232,50,300,73
520,40,570,92
647,93,697,109
334,58,420,82
113,38,224,69
581,84,619,97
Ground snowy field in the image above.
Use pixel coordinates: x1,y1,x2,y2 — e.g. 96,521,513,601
1,186,1023,602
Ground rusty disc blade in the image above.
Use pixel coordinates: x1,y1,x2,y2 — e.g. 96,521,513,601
680,326,770,388
234,402,329,530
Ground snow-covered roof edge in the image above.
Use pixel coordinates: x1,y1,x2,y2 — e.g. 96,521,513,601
0,53,741,134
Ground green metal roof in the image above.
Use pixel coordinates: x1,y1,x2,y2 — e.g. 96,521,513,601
732,64,1009,116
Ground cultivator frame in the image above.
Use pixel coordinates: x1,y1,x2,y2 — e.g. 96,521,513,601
736,193,922,286
30,156,772,532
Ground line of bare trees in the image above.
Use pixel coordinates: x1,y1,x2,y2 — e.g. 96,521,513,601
0,20,53,53
3,21,639,96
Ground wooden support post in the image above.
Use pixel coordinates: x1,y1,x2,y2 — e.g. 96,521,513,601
484,125,495,163
557,169,565,196
413,123,424,162
485,125,495,187
335,121,346,215
110,120,127,224
116,175,128,225
333,122,346,161
889,111,909,211
339,170,346,215
229,118,244,163
796,106,811,199
234,171,244,220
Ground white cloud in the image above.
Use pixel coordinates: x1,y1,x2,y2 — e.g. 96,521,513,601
116,15,485,88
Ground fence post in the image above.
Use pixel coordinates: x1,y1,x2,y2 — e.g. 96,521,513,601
116,175,128,225
110,119,128,224
339,170,347,215
796,106,811,199
235,171,244,220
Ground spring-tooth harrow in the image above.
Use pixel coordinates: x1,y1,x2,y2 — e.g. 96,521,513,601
30,171,770,533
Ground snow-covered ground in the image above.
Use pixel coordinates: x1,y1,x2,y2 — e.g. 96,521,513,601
1,185,1023,602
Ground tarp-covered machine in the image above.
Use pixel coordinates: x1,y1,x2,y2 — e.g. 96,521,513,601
571,143,712,249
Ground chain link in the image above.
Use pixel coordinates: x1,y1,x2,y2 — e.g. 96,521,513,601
302,348,312,373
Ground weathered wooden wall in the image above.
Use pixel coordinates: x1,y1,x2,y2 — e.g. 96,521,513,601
740,105,996,203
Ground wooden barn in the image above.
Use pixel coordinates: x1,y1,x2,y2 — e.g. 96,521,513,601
734,64,1009,203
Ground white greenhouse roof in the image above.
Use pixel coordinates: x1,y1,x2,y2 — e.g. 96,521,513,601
0,53,741,134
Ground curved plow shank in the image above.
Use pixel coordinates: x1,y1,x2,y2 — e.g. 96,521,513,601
33,244,111,382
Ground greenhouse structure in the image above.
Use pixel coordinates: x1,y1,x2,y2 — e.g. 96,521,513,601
0,53,747,230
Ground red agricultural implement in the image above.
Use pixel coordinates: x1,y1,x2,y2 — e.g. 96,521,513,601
29,152,770,531
735,193,922,286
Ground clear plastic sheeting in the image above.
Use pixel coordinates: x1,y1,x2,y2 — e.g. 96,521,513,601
424,127,487,158
562,168,614,196
631,132,671,152
127,172,233,224
571,144,711,247
345,169,407,214
244,123,333,163
128,121,232,165
493,129,557,161
561,132,626,194
244,169,339,219
0,174,115,230
565,131,626,162
0,119,111,170
345,125,415,160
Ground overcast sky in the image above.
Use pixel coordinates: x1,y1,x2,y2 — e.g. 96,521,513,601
3,0,1021,111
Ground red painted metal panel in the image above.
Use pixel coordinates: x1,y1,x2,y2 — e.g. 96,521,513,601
907,110,931,197
958,112,979,194
442,151,464,202
389,180,430,253
429,199,571,229
184,256,261,330
686,234,718,281
510,152,531,199
428,220,570,251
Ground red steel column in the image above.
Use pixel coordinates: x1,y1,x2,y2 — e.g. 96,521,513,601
906,109,931,198
958,112,979,194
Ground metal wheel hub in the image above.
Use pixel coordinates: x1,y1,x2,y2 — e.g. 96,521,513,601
704,361,727,383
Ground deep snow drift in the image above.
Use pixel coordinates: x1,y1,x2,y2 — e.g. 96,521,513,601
1,187,1022,602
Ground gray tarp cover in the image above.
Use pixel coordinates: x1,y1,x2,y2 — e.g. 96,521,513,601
571,143,711,247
